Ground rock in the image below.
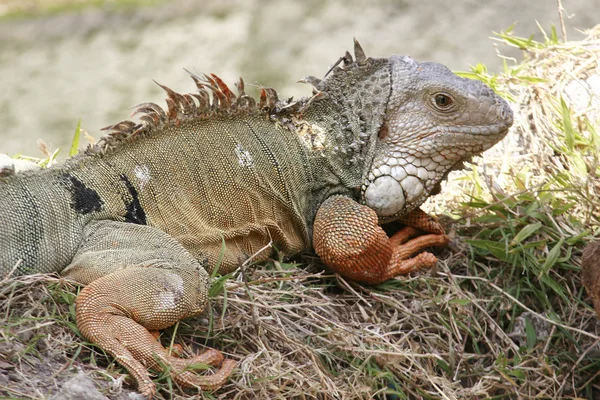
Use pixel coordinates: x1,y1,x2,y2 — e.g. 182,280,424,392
510,311,552,347
127,392,147,400
50,370,106,400
0,371,9,386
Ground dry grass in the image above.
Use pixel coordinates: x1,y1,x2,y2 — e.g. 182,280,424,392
1,26,600,400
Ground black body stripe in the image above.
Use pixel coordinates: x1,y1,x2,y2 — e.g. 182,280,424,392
61,173,104,215
120,174,147,225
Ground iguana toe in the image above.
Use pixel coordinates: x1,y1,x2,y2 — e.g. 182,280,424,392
137,379,156,399
396,208,446,235
170,356,238,391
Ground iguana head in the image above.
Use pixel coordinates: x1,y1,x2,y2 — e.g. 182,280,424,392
300,41,512,221
360,51,513,220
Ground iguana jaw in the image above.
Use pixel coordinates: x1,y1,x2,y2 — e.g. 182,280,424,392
360,122,511,220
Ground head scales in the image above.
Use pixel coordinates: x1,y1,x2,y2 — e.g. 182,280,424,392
360,51,514,221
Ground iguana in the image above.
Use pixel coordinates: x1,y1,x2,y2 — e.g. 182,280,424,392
0,40,513,397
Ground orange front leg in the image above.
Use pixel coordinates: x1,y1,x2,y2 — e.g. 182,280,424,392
313,196,449,284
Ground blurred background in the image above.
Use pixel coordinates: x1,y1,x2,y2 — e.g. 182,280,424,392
0,0,597,155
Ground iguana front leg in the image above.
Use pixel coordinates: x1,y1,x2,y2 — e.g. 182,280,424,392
62,220,236,398
313,196,449,284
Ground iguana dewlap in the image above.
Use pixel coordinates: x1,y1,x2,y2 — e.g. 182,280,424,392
0,40,513,398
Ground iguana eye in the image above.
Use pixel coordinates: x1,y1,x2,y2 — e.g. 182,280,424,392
432,93,454,110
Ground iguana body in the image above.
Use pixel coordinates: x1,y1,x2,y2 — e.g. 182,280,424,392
0,41,513,397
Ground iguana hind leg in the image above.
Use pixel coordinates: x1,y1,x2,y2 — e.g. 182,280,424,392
62,220,236,398
313,196,449,284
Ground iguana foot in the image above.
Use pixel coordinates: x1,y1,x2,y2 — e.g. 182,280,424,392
168,351,238,391
313,196,449,284
76,268,236,398
387,225,449,274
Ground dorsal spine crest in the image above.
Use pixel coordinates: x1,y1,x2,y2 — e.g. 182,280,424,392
87,40,374,156
89,72,282,154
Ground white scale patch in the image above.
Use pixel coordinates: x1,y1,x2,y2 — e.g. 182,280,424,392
0,154,40,173
400,176,424,202
134,165,151,189
157,273,184,311
364,175,406,216
235,144,254,167
293,117,327,152
364,155,435,216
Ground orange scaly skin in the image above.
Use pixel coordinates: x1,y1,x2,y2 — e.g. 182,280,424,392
396,207,446,235
313,196,449,284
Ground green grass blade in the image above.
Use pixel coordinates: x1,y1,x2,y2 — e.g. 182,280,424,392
69,120,82,157
510,222,542,246
560,97,576,151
